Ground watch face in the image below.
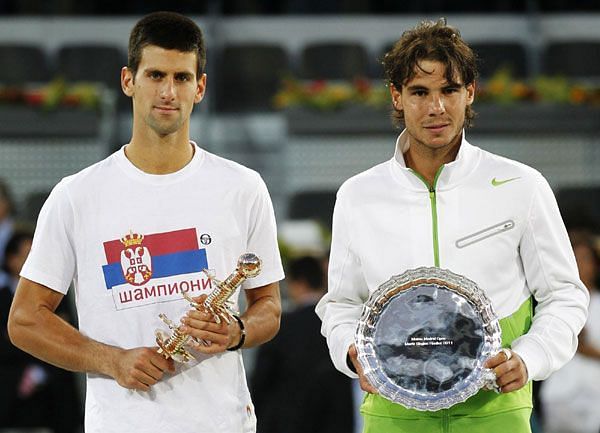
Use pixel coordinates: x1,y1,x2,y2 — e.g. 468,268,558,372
356,267,501,411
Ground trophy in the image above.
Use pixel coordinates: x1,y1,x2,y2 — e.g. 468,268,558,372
355,267,502,411
155,253,262,363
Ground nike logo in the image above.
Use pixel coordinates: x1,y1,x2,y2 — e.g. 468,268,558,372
491,177,521,187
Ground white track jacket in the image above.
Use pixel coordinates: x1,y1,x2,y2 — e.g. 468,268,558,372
316,130,589,383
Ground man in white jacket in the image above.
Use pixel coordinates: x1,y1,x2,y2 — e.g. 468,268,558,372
316,18,589,433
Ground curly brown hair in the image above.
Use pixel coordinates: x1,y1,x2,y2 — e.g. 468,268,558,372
382,18,478,128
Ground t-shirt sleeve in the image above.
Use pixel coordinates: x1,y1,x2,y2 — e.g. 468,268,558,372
20,180,76,294
242,174,284,290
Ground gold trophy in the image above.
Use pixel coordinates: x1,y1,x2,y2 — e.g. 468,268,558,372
155,253,262,362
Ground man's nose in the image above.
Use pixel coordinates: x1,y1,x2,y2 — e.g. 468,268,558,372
429,94,445,115
160,77,175,100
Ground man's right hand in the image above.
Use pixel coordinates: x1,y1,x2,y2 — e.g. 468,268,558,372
8,278,175,392
348,344,378,394
110,347,175,391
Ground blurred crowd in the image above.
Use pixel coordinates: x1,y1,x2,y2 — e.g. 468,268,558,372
538,230,600,433
0,179,82,433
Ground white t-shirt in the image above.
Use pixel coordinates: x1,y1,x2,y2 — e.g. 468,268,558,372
21,143,285,433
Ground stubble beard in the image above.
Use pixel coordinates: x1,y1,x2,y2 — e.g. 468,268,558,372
408,120,464,158
146,112,184,137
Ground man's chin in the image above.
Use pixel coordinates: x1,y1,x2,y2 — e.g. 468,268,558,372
148,120,182,136
425,130,462,149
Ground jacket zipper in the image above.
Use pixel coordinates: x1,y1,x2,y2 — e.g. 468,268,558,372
410,167,448,424
455,220,515,248
410,166,444,267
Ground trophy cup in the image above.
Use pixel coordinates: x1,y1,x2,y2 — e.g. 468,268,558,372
155,253,262,363
355,267,502,411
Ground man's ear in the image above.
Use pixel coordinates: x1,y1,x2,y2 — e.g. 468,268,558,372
390,84,402,111
121,66,134,97
466,81,476,106
194,73,207,104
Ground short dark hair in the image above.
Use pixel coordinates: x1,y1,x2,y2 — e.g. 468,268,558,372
382,18,478,128
128,11,206,78
288,256,324,291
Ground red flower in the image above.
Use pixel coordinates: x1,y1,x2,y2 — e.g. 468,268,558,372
307,80,327,94
353,77,371,95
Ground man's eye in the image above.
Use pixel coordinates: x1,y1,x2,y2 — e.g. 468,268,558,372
150,72,161,79
413,90,426,96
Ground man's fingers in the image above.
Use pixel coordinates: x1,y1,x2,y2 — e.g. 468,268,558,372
492,360,511,378
138,348,174,376
133,368,161,386
185,309,214,322
499,378,526,393
359,377,378,394
129,381,150,392
190,294,208,304
358,373,377,394
180,318,229,344
186,329,229,346
485,352,507,369
182,316,226,334
149,353,175,374
165,358,175,372
495,365,521,387
119,371,152,391
497,366,527,393
485,349,528,393
115,347,176,391
348,344,361,370
180,313,230,349
191,340,226,354
349,344,378,394
132,357,165,382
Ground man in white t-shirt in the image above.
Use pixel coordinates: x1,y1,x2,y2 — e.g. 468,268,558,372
8,12,284,433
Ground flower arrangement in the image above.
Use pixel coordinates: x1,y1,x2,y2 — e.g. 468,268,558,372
273,77,389,111
477,68,600,105
274,69,600,111
0,78,102,110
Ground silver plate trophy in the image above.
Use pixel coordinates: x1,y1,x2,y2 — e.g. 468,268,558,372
155,253,261,363
355,267,502,411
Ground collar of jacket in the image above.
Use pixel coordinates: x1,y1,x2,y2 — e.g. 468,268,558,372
389,128,481,192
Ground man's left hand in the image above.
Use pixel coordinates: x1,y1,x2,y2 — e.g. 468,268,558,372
179,295,241,354
484,348,528,393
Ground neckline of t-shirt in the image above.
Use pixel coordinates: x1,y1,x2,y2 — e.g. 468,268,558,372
114,141,205,185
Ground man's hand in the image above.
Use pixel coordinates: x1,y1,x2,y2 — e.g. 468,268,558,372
111,347,175,391
9,278,173,392
484,348,528,393
348,344,378,394
179,295,242,354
